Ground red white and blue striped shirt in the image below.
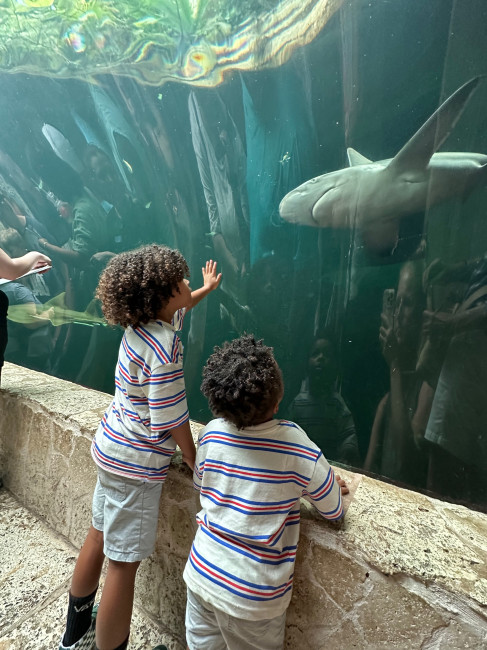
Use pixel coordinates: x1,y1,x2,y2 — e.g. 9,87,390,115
92,310,188,481
183,417,344,620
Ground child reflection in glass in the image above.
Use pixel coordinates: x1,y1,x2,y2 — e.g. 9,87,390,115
288,331,360,467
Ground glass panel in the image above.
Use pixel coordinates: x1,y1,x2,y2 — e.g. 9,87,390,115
0,0,486,511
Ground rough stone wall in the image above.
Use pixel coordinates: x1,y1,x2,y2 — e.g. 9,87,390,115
1,363,486,648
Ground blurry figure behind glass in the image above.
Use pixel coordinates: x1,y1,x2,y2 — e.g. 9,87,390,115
0,222,50,299
423,254,487,505
365,259,433,488
188,90,250,304
0,193,64,297
288,331,360,467
29,150,122,387
0,194,50,247
0,228,53,373
37,167,122,310
83,145,146,256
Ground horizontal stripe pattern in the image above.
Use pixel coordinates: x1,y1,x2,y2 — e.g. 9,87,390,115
199,429,321,461
197,458,310,488
189,546,294,602
200,485,298,515
92,310,188,481
92,444,171,481
198,519,297,565
184,417,344,621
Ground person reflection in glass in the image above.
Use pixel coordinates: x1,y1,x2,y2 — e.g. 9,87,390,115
36,174,122,310
0,226,51,298
288,331,360,467
0,229,53,373
0,237,51,384
83,145,148,258
365,259,433,488
31,167,122,386
0,194,63,297
188,91,250,304
423,254,487,504
0,194,51,250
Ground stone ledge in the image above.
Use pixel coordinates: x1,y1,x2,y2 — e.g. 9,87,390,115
0,489,179,649
1,362,486,648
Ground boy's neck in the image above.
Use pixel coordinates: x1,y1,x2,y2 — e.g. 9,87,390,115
251,415,276,426
157,305,177,324
157,295,183,325
252,402,280,426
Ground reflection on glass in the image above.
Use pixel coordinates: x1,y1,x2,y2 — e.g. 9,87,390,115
364,258,429,488
0,0,486,511
0,0,345,86
289,332,360,467
423,255,487,505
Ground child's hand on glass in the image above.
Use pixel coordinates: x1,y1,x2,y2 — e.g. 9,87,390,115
202,260,222,292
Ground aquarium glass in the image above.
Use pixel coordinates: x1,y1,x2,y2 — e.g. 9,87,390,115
1,0,486,511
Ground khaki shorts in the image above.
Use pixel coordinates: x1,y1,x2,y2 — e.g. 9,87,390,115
185,587,286,650
92,467,163,562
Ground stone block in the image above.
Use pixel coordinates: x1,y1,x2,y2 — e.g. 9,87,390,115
1,363,487,648
136,554,188,639
50,420,75,458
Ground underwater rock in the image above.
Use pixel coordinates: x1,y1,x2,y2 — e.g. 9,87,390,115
0,0,345,86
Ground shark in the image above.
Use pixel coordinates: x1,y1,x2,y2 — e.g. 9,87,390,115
279,76,487,253
6,293,107,328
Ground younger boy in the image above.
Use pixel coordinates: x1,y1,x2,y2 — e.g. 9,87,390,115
60,245,221,650
183,334,348,650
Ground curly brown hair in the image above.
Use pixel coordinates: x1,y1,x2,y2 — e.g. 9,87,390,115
96,244,189,328
201,335,284,429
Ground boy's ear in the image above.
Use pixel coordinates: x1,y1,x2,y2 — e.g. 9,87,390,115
273,402,279,414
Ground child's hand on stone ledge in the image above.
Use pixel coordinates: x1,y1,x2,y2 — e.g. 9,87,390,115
336,474,349,495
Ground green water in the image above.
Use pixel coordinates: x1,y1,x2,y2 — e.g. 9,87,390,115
1,0,486,511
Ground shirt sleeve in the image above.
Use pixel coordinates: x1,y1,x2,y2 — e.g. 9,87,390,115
70,197,105,257
193,443,204,493
192,424,211,492
6,282,38,305
172,308,186,332
303,453,344,521
146,362,189,436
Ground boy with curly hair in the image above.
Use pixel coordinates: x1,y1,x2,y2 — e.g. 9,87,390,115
60,245,221,650
183,334,348,650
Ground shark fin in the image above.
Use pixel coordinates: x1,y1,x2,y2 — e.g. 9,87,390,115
43,292,67,309
85,299,100,317
388,76,482,173
347,148,372,166
84,299,105,323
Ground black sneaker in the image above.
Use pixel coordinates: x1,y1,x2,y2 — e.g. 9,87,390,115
58,617,96,650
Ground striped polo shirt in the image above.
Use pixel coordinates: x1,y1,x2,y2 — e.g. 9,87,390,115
92,309,188,481
183,417,344,621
